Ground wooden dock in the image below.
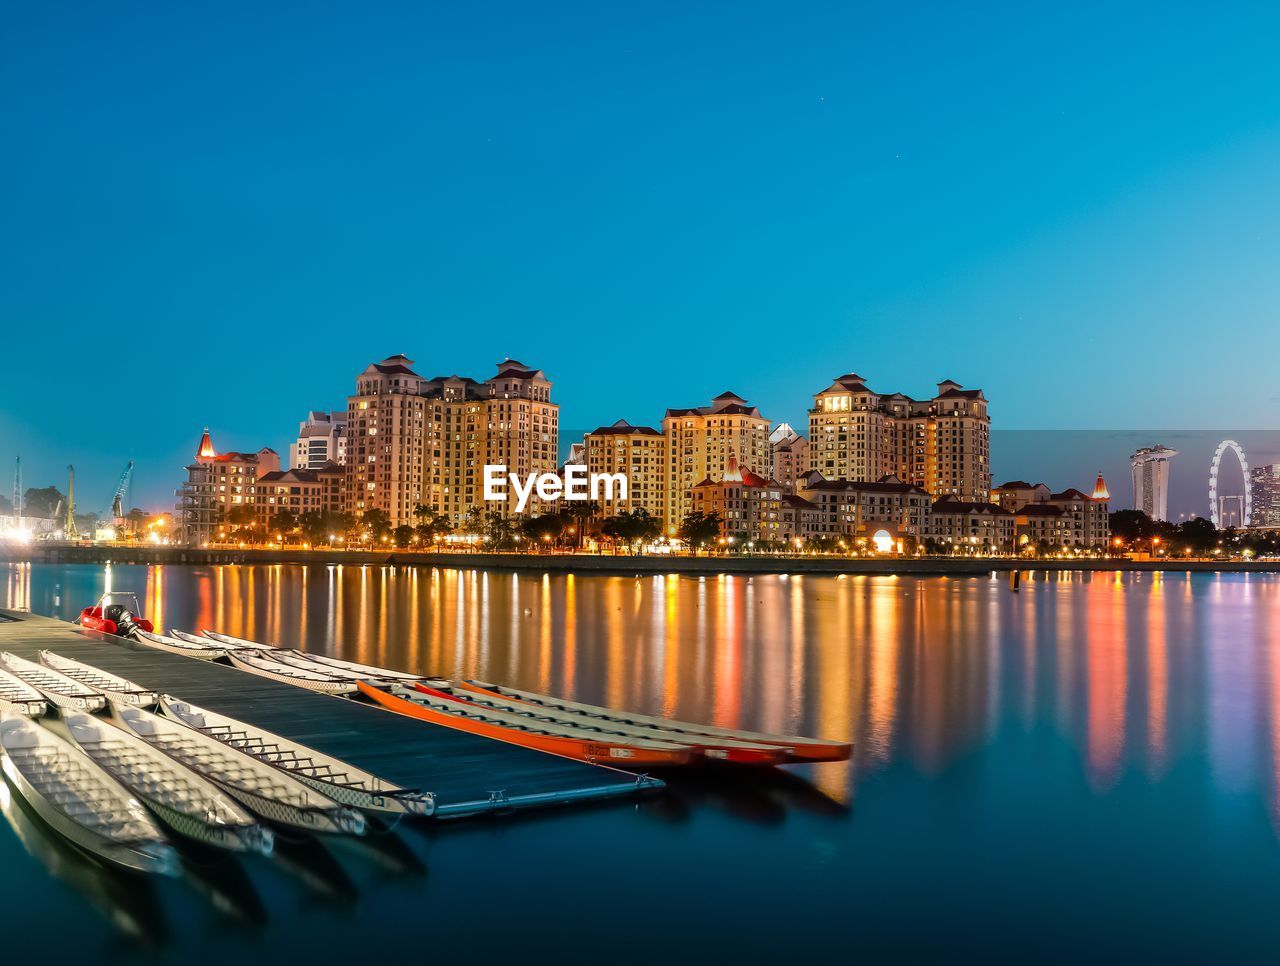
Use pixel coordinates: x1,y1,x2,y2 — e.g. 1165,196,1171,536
0,610,653,818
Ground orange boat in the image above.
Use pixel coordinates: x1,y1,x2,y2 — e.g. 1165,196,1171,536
419,682,786,766
357,681,695,768
456,680,851,764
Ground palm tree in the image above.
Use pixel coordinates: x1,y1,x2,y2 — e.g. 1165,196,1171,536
563,500,598,549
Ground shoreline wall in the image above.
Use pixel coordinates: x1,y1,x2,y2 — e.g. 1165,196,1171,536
1,544,1277,576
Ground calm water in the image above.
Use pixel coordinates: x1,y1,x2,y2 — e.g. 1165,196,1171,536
3,562,1280,961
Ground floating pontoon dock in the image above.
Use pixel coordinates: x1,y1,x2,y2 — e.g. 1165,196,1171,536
0,610,653,818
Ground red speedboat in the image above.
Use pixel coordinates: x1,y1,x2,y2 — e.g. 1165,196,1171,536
77,592,154,637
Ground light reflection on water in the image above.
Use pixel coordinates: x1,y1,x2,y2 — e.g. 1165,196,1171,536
4,562,1280,959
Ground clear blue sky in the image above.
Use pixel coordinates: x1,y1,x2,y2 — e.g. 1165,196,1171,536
4,2,1280,510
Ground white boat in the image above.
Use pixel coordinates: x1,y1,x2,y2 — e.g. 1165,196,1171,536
293,651,428,682
0,652,106,712
112,705,365,836
225,651,358,695
0,669,47,718
170,628,254,650
39,651,158,708
64,711,273,854
158,695,433,818
272,650,385,683
0,714,177,875
199,630,276,651
133,629,228,661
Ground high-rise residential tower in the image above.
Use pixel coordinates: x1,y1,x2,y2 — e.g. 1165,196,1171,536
664,392,772,531
583,419,667,520
345,355,428,527
480,360,559,518
1130,445,1178,522
345,355,559,528
769,423,809,495
289,411,347,469
807,374,991,501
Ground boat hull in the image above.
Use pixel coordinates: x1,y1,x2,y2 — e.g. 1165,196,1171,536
67,712,272,855
459,680,852,764
39,652,158,709
114,707,365,837
0,695,46,718
0,654,107,713
358,681,693,767
0,729,176,876
133,630,227,661
439,683,785,766
0,670,47,719
226,652,358,695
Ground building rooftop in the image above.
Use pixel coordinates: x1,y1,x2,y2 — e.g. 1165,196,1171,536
258,463,342,485
931,497,1014,516
1018,504,1064,518
1049,488,1094,502
801,473,928,496
665,394,764,419
588,419,662,437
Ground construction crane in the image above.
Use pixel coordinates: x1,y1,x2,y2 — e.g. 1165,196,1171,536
65,465,79,541
108,461,134,521
11,456,20,523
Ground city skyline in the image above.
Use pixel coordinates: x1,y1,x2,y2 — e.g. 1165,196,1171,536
3,350,1277,519
7,4,1280,514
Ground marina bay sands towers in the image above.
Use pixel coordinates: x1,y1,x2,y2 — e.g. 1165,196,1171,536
1131,445,1178,522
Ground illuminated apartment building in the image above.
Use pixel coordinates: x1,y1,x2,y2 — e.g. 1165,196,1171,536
177,429,280,544
583,420,666,520
808,374,990,501
481,360,559,518
422,374,487,525
254,462,345,526
992,474,1111,548
345,354,428,527
769,423,809,494
289,411,347,469
664,391,772,531
689,456,785,544
345,356,559,527
796,473,932,542
924,497,1016,551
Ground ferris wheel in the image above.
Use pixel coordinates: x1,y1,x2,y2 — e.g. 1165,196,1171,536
1208,439,1251,528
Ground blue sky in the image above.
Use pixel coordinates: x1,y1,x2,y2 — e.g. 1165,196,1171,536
4,2,1280,510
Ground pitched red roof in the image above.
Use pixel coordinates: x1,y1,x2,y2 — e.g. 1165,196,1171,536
197,429,216,459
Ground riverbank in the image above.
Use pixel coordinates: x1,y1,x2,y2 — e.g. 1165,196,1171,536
2,543,1277,575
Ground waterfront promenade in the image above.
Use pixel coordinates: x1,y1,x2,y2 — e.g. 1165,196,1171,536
2,543,1278,575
